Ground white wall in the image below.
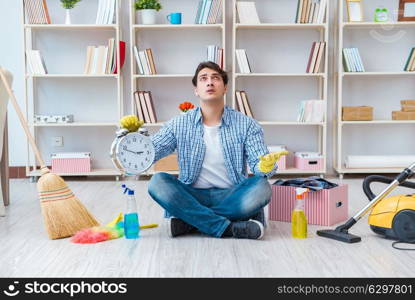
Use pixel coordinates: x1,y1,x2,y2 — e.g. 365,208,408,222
1,0,341,173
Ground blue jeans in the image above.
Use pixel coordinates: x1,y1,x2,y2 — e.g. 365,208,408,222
148,173,272,237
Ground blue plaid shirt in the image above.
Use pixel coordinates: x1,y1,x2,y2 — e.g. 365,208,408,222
151,106,277,185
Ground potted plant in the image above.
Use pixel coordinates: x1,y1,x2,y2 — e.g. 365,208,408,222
60,0,81,24
134,0,162,25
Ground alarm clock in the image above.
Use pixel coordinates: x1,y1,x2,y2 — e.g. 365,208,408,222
110,127,155,175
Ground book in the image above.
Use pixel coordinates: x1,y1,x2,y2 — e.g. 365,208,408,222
317,0,327,23
105,38,114,74
144,91,157,123
313,2,320,23
24,0,50,24
236,2,260,24
133,91,145,122
240,49,251,73
195,0,204,24
342,48,351,72
146,49,157,75
404,48,415,71
313,42,326,73
83,46,95,74
241,91,254,118
235,91,246,115
139,50,150,75
26,50,46,74
138,91,151,123
201,0,213,24
306,42,317,73
207,0,220,24
95,46,106,74
133,46,144,75
96,0,115,24
307,42,320,73
300,0,308,23
296,0,304,23
113,41,126,74
235,49,245,73
298,100,324,122
197,0,208,24
304,0,311,23
42,0,51,24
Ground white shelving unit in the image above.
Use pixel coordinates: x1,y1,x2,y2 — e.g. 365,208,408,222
21,0,123,179
335,0,415,177
232,0,329,176
129,0,226,176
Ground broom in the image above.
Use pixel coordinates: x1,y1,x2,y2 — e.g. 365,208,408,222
0,68,99,239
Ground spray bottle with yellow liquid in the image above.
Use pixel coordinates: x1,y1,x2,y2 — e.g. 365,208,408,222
292,187,308,238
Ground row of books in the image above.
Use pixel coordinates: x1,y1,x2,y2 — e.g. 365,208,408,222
83,39,125,74
236,2,260,24
306,42,326,73
24,0,51,24
207,45,224,69
404,47,415,72
95,0,116,25
297,100,325,122
235,49,251,73
133,47,157,75
26,50,47,74
235,90,254,118
295,0,327,24
24,0,115,25
134,91,157,124
342,48,365,72
195,0,223,24
84,39,115,74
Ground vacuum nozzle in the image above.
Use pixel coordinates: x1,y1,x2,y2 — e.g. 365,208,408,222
316,218,362,243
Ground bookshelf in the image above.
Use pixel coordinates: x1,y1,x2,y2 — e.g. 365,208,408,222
21,0,123,180
335,0,415,178
232,0,329,176
129,0,226,176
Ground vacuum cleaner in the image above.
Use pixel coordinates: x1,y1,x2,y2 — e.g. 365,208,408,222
317,162,415,243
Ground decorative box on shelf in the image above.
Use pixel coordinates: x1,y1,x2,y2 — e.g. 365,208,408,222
342,106,373,121
392,111,415,120
294,152,323,170
269,184,349,226
269,145,288,170
51,152,91,173
34,114,74,124
401,100,415,112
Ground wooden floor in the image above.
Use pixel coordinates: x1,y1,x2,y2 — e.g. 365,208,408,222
0,176,414,277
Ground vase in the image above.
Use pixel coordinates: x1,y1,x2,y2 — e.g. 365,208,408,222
140,9,157,25
65,9,71,25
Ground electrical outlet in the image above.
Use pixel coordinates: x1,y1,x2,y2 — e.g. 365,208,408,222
52,136,63,147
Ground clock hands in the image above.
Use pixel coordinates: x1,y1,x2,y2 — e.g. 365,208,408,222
125,149,144,155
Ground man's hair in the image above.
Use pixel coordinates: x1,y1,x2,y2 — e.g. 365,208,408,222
192,61,228,87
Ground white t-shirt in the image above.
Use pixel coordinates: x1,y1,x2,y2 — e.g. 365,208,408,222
192,124,234,189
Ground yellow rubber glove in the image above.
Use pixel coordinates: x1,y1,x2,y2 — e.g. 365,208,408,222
258,150,289,173
120,115,144,132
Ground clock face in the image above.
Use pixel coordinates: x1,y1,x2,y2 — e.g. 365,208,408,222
115,132,155,175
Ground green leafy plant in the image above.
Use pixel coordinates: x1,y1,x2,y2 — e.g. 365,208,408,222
134,0,162,11
60,0,81,9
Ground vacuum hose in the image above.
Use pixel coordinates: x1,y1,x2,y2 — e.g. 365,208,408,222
363,175,415,201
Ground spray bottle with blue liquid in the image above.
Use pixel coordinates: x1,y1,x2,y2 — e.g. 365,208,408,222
122,185,140,239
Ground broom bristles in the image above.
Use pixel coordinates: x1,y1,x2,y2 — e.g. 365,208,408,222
37,168,99,239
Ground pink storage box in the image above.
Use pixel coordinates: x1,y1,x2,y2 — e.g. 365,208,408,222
295,153,324,171
51,152,91,173
276,155,286,170
268,184,348,226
